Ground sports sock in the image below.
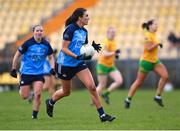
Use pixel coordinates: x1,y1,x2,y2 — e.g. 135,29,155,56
97,107,105,117
103,91,110,96
49,99,56,106
126,97,132,102
32,110,38,118
155,95,162,99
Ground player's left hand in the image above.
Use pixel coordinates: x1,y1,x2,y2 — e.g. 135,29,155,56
50,69,56,76
92,41,102,53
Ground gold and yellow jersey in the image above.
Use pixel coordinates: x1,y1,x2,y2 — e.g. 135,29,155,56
140,30,161,63
98,38,117,67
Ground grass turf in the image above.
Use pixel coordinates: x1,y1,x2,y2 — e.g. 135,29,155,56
0,89,179,130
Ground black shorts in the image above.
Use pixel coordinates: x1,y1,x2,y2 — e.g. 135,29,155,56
55,62,87,80
20,74,45,86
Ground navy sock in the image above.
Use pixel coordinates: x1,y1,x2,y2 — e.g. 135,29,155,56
97,107,105,117
103,91,110,96
49,99,56,106
32,110,38,118
127,97,132,100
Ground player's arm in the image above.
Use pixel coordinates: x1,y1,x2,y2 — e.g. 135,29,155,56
144,36,159,51
145,42,159,51
12,50,21,70
102,46,115,57
61,40,77,58
48,54,56,75
101,45,120,57
48,54,55,70
61,40,91,60
10,50,22,78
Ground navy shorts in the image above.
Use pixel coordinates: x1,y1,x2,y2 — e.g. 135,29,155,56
55,62,87,80
20,74,45,86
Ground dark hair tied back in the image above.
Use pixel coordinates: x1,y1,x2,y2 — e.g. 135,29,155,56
141,19,154,30
65,8,87,27
142,23,148,30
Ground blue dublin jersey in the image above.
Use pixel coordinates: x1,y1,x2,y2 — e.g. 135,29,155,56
18,37,53,75
57,23,88,67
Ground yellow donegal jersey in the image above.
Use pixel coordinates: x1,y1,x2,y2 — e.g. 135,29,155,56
140,31,160,63
98,38,117,67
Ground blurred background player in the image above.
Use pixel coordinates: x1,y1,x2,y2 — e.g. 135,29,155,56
27,55,56,103
43,48,58,96
96,26,123,104
10,25,55,119
167,31,180,48
124,19,169,108
42,37,57,97
45,8,115,122
28,40,57,103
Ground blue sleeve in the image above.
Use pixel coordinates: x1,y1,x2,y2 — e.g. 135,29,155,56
18,41,29,54
63,25,76,41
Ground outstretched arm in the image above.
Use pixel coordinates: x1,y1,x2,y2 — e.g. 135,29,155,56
10,50,22,78
12,50,21,70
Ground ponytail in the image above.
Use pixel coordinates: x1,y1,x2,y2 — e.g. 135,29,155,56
141,19,154,31
142,23,148,30
65,8,87,27
65,16,73,27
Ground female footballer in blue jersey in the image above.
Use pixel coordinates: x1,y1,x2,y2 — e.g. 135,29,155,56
45,8,115,122
10,25,55,119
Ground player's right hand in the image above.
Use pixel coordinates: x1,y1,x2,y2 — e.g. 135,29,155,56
115,55,119,59
10,69,17,78
76,54,92,60
115,49,121,54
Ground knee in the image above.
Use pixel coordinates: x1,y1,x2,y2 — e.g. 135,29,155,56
43,86,48,90
162,74,169,81
88,84,96,93
19,91,29,100
116,78,123,86
34,93,41,99
135,80,143,87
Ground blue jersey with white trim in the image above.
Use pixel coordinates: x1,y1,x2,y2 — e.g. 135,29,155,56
57,23,88,67
18,37,53,75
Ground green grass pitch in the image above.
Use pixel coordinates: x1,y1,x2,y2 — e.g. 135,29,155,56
0,89,179,130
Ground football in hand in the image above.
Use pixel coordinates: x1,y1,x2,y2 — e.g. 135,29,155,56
80,44,95,57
